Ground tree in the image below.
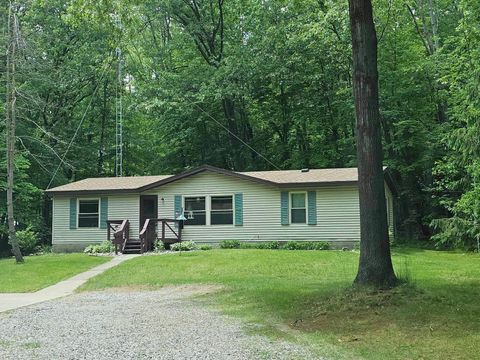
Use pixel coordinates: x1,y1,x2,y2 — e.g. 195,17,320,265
348,0,396,286
0,0,476,254
5,2,23,263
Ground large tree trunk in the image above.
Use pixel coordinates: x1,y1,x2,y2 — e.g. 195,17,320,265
6,3,24,263
348,0,395,287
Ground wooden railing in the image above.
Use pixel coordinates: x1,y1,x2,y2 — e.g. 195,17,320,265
107,219,129,255
159,218,182,245
139,218,156,254
139,218,182,251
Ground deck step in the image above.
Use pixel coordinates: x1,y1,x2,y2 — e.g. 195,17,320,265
122,238,143,254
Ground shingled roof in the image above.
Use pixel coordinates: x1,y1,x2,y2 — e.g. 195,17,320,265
46,175,171,194
240,168,358,184
46,165,393,195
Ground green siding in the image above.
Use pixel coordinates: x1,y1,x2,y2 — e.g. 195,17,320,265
281,191,289,225
234,193,243,226
174,195,182,218
307,191,317,225
53,194,141,247
69,198,77,229
100,197,108,229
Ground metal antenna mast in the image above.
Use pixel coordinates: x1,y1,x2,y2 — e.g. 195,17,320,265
115,15,123,177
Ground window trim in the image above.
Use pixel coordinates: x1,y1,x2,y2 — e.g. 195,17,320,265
290,191,308,224
77,198,100,229
182,194,235,227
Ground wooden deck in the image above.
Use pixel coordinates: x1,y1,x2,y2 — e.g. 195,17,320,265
108,218,183,254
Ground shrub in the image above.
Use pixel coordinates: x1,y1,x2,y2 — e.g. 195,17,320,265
283,241,300,250
220,240,240,249
15,227,39,255
154,240,165,252
239,243,256,249
199,245,212,250
282,241,330,250
171,241,197,251
37,244,52,254
223,240,330,250
84,240,114,254
258,241,281,250
310,241,330,250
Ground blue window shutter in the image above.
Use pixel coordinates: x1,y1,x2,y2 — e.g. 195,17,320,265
234,193,243,226
174,195,182,218
100,197,108,229
69,198,77,229
307,191,317,225
281,191,289,225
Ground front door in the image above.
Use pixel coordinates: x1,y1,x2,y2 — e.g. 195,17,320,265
140,195,158,228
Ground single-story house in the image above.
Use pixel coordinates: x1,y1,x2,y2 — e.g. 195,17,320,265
45,165,396,253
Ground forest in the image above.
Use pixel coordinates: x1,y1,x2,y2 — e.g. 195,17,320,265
1,0,479,253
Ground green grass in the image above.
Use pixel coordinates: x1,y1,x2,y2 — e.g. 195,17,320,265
82,249,480,359
0,253,110,293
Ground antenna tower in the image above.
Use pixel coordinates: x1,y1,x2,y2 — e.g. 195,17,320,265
115,15,123,177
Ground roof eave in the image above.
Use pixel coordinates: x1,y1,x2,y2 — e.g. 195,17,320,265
45,188,141,196
277,180,358,188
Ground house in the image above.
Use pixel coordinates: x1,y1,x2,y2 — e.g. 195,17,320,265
45,165,396,253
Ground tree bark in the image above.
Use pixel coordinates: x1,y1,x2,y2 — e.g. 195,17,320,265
6,3,24,263
348,0,396,287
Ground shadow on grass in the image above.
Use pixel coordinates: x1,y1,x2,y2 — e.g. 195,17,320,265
271,280,480,359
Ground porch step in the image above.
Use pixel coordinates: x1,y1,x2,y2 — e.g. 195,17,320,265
123,238,142,254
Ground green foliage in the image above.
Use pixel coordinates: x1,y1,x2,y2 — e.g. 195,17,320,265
170,241,197,251
230,240,330,250
239,241,280,249
199,245,212,251
15,227,39,255
429,0,480,247
2,0,480,249
282,241,330,250
36,244,53,254
84,240,114,254
154,240,165,252
257,241,281,250
220,240,241,249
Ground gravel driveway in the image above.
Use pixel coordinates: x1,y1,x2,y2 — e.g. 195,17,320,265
0,285,320,359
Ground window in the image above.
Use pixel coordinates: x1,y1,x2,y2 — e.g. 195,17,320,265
184,197,206,225
78,200,99,228
211,196,233,225
290,193,306,224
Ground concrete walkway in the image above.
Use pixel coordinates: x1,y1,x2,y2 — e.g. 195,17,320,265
0,254,139,313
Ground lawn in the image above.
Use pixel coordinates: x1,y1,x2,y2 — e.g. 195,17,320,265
82,249,480,360
0,254,110,293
